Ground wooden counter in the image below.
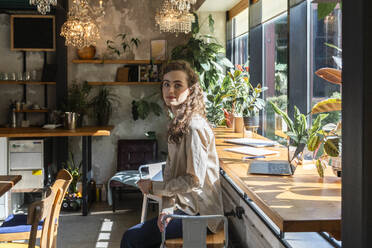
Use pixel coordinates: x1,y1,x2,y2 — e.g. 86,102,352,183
0,126,114,138
0,175,22,196
214,127,341,238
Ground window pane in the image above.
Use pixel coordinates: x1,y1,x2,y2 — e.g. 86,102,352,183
310,3,342,125
262,14,288,141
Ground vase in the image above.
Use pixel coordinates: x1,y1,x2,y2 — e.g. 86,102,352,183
77,45,96,60
288,143,306,165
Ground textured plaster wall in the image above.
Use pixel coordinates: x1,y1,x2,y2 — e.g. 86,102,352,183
67,0,191,184
0,13,56,126
197,11,226,51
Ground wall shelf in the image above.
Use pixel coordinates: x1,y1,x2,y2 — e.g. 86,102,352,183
72,59,164,64
87,81,162,86
14,109,49,113
0,81,56,85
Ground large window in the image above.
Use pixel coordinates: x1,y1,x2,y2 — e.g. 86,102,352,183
262,14,288,140
310,2,342,125
227,8,249,66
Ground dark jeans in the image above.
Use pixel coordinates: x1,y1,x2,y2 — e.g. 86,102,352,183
120,209,188,248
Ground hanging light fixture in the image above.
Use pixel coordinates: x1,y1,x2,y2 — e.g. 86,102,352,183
155,0,195,34
60,0,105,48
29,0,57,15
170,0,196,11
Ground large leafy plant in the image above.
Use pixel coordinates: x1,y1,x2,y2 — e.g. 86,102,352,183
269,102,328,164
131,92,162,121
90,87,119,125
106,33,141,57
171,14,233,90
222,64,266,117
62,152,82,194
63,81,92,116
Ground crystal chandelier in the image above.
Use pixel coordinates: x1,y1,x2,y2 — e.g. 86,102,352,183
29,0,57,15
60,0,105,48
155,0,195,34
170,0,196,11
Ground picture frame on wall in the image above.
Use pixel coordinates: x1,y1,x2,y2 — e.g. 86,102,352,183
150,40,167,60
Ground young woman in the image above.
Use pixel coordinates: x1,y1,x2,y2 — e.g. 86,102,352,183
121,61,223,248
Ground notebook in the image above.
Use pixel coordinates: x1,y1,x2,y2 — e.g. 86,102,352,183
225,138,278,147
224,146,279,156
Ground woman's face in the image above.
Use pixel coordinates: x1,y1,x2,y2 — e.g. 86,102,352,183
162,70,190,110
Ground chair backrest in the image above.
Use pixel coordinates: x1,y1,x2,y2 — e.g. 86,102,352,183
161,215,228,248
117,139,158,171
139,162,165,180
47,169,73,248
27,187,58,248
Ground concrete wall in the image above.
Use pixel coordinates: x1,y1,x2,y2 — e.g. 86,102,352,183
68,0,191,184
197,11,226,51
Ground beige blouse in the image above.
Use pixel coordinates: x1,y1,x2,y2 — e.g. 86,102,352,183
151,115,224,233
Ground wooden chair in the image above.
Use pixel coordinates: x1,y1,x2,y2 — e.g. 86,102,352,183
0,186,58,248
161,215,228,248
110,139,158,212
0,169,72,248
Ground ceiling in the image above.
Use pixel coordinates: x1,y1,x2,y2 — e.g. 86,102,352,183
198,0,241,12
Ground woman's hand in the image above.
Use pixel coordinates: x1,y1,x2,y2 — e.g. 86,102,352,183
157,213,171,232
136,179,152,194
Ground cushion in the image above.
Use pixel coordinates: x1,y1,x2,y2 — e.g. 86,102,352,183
0,214,43,234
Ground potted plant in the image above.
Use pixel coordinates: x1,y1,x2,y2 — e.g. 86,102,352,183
171,14,234,90
105,33,140,59
90,87,119,126
62,81,92,128
131,92,162,121
270,102,329,165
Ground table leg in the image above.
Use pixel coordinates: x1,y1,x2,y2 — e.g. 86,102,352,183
82,136,92,216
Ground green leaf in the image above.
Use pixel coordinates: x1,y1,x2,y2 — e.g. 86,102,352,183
324,138,340,157
308,135,321,152
317,3,337,20
316,159,324,178
208,14,215,33
200,62,211,71
269,101,294,132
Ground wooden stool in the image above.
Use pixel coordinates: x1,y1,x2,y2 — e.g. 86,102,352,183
165,230,225,248
161,215,228,248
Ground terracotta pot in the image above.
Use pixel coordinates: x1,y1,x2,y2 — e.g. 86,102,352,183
77,45,96,60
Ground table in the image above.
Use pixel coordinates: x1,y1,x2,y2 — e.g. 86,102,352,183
0,126,114,216
0,175,22,197
214,127,341,239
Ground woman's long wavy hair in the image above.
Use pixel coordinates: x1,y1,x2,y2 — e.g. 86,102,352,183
161,61,207,144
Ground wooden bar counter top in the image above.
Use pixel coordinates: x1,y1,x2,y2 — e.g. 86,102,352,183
214,127,341,238
0,126,114,138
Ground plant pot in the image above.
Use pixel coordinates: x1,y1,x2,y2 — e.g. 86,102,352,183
64,112,79,130
234,116,244,133
77,45,96,60
243,115,259,134
243,115,259,128
288,143,306,164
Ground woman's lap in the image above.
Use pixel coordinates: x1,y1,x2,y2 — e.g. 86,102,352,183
120,209,187,248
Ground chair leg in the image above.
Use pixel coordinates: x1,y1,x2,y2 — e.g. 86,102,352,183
112,187,116,212
141,195,149,223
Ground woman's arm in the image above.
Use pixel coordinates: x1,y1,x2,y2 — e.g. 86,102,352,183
152,127,209,197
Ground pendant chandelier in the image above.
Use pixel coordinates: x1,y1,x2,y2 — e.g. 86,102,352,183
170,0,196,11
29,0,57,15
155,0,195,34
60,0,105,49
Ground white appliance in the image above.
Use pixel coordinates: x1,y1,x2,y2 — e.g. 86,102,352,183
8,140,44,190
